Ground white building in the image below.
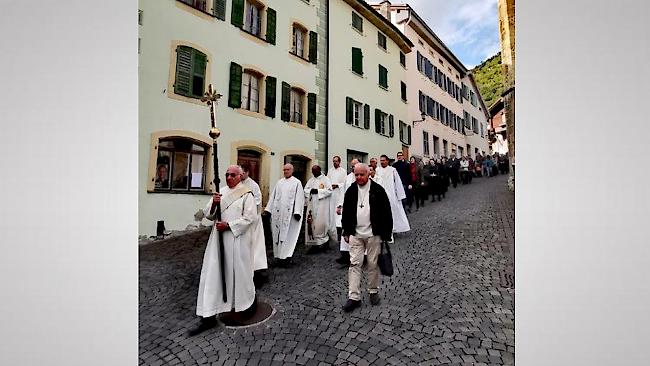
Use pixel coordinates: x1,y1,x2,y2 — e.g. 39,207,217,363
327,0,413,168
138,0,323,236
373,2,490,161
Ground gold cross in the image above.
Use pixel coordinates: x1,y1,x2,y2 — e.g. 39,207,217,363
201,84,222,139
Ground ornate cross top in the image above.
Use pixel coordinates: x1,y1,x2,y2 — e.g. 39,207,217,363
200,84,222,139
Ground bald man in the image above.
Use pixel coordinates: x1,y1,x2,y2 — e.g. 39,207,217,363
264,164,305,267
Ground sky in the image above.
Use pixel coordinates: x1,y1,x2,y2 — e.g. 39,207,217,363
368,0,500,69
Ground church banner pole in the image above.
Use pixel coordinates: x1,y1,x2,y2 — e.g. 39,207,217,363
201,84,227,303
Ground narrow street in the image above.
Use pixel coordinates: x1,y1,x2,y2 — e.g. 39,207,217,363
139,175,514,366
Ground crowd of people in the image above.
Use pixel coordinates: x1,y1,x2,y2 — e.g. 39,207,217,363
187,151,509,335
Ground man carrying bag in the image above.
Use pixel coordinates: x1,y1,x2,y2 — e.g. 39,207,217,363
341,163,393,313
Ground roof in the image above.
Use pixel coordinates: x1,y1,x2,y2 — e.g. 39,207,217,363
344,0,414,53
488,97,504,117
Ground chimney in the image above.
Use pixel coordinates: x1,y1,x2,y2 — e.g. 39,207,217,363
379,0,391,20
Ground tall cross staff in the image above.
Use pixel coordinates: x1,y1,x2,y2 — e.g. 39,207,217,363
201,84,227,303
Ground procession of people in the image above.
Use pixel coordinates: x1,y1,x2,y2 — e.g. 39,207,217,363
188,151,502,334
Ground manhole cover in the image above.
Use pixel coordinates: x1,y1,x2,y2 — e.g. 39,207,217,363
219,301,275,328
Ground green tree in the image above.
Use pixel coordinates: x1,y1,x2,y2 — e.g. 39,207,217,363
472,52,503,108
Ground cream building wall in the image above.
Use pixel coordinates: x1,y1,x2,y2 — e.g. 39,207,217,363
139,0,320,236
328,0,412,167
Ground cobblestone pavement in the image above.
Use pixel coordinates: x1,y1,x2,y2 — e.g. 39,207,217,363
139,175,514,365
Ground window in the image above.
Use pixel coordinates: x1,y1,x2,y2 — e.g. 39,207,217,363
292,25,306,58
155,138,207,192
290,88,305,124
480,122,484,137
138,10,143,25
352,47,363,75
179,0,207,12
174,46,206,98
472,117,478,133
400,82,407,102
352,12,363,32
241,71,261,112
423,131,430,156
379,113,386,135
244,0,262,36
352,100,363,127
416,51,423,73
433,135,440,156
400,51,405,67
443,140,448,157
378,65,388,88
378,32,387,50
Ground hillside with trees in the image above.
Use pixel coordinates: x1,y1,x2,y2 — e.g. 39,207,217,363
471,52,503,108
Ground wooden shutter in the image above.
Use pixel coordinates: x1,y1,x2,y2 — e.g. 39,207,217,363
407,125,412,145
264,76,277,117
308,31,317,64
399,121,404,142
352,47,363,75
400,51,405,67
374,108,381,133
307,93,316,128
228,62,243,108
401,82,406,101
191,50,206,97
231,0,244,27
389,115,394,137
379,65,387,88
266,8,276,45
363,104,370,129
213,0,226,20
345,97,353,124
280,81,291,121
174,46,192,96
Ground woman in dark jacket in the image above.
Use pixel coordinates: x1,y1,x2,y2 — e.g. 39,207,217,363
427,158,443,202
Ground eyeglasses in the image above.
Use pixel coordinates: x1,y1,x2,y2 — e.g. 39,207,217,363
225,173,238,178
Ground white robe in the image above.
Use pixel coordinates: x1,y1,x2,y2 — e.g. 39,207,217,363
327,167,347,228
370,174,384,187
264,176,305,259
376,165,411,233
241,177,267,271
337,172,356,252
196,183,259,316
304,174,334,246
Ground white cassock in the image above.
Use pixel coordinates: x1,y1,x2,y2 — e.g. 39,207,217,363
327,166,347,228
336,172,356,251
241,177,267,271
196,183,260,316
376,165,410,233
304,174,334,246
370,174,384,187
264,176,305,259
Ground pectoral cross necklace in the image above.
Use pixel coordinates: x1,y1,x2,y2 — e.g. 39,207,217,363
359,188,368,208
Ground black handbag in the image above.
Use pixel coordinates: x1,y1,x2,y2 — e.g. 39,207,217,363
378,240,394,276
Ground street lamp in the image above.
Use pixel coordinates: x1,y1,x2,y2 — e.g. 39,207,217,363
200,84,227,302
412,111,427,127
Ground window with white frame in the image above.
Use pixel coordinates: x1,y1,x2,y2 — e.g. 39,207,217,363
290,88,305,124
244,0,262,36
241,71,261,112
292,25,306,58
352,100,363,127
423,131,430,156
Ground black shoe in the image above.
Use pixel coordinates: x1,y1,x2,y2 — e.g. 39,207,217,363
342,299,361,313
187,316,217,336
369,293,381,306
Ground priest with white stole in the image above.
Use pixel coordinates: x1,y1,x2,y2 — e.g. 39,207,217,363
189,165,261,336
376,154,410,237
304,165,334,253
264,164,305,268
240,162,268,288
327,155,347,242
335,158,359,266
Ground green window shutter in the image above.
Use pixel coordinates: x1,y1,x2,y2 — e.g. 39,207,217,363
308,31,318,64
228,62,243,108
389,115,395,137
174,46,192,96
400,51,405,67
307,93,316,128
379,65,388,88
407,124,412,145
281,81,291,121
191,50,206,97
346,97,353,124
352,47,363,75
231,0,244,27
374,108,381,133
399,122,404,142
363,104,370,129
401,82,407,101
213,0,226,20
266,8,276,45
264,76,277,118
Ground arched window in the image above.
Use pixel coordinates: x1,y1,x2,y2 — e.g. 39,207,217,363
155,137,208,192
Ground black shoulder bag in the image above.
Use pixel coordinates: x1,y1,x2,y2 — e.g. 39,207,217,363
378,241,394,276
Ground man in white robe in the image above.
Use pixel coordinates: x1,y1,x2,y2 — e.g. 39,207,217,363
189,165,261,336
335,158,359,265
327,155,347,242
264,164,305,267
369,165,384,187
376,154,410,234
304,165,334,253
240,162,268,288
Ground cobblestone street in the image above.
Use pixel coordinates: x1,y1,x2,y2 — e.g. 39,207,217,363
139,175,514,366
